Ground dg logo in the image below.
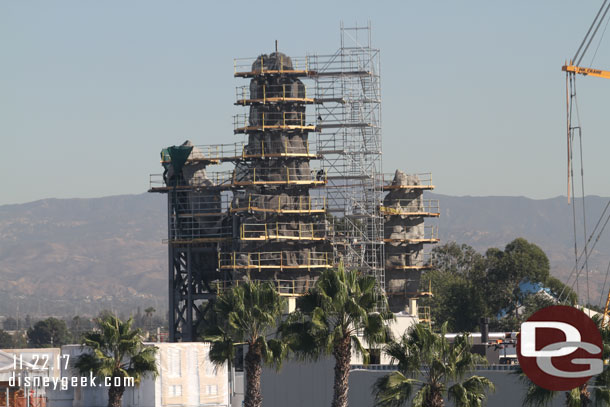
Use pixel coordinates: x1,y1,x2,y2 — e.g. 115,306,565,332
517,305,603,391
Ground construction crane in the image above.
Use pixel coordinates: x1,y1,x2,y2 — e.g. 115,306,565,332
560,0,610,325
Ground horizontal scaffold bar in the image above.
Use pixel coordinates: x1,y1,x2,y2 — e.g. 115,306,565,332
213,279,317,297
230,194,326,214
219,251,333,271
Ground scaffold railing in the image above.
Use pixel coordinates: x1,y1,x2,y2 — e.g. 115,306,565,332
233,112,316,133
384,225,440,243
235,84,314,105
240,222,329,241
219,251,333,271
242,140,319,158
213,278,316,296
232,167,327,186
168,217,231,241
381,172,434,190
231,194,326,214
149,172,234,190
170,194,230,216
234,55,312,77
380,200,440,217
386,252,434,270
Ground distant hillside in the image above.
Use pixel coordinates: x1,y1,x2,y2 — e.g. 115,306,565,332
0,193,608,317
0,194,167,317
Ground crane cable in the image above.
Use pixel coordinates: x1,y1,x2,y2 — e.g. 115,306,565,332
564,0,610,306
573,0,610,66
558,199,610,303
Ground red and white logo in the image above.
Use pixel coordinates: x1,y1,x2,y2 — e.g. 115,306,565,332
517,305,603,391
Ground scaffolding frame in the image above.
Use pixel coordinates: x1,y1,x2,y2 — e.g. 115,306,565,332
310,23,385,290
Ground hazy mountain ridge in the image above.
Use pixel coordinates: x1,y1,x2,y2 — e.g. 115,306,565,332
0,193,608,316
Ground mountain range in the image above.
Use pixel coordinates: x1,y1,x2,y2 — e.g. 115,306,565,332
0,192,608,317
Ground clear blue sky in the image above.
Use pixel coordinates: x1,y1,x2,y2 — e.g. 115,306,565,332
2,1,610,205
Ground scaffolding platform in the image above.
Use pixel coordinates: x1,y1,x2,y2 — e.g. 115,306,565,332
163,141,320,162
230,194,326,214
235,84,314,105
219,251,333,271
148,172,233,192
380,199,440,217
232,167,327,187
240,222,329,241
384,226,439,244
214,278,316,296
233,112,316,134
381,172,435,191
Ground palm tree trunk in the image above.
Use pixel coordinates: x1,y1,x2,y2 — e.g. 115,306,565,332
580,383,591,406
107,380,125,407
245,343,263,407
425,382,444,407
332,335,352,407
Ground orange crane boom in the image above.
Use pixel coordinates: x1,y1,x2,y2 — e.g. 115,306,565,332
563,64,610,79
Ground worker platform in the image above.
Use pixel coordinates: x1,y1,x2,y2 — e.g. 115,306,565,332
233,112,316,134
240,223,329,241
235,84,314,105
381,172,435,191
384,226,439,244
219,251,333,271
148,172,233,192
230,194,326,214
380,199,440,217
232,167,327,187
213,278,317,296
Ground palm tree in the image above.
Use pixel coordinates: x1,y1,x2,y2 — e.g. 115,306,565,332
282,266,394,407
202,280,287,407
373,322,494,407
74,315,158,407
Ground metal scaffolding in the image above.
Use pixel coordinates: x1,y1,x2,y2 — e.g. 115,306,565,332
310,23,385,289
149,24,442,341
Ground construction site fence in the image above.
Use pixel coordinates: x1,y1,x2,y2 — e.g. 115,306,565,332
240,222,329,240
380,199,440,215
149,172,233,189
233,55,311,75
219,251,333,270
231,194,326,213
235,84,311,104
380,172,433,189
232,167,326,185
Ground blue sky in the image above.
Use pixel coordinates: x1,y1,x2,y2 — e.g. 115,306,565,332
2,1,610,205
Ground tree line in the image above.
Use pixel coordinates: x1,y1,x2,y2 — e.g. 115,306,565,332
420,238,578,333
0,306,164,349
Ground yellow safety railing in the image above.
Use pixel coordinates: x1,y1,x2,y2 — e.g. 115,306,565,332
219,251,332,271
233,55,310,76
214,278,316,296
241,139,315,158
240,223,328,241
232,167,327,186
384,225,440,243
380,199,440,216
233,112,315,133
235,84,311,105
231,194,326,214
